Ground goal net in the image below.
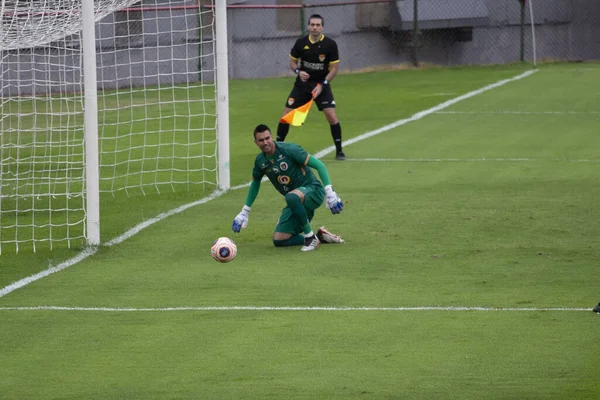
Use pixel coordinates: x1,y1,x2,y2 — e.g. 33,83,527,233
0,0,224,254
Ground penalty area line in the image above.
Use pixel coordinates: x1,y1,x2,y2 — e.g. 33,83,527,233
435,110,600,115
345,158,600,163
0,306,591,312
313,69,538,159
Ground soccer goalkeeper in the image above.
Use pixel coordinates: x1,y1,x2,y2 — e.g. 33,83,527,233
232,124,344,251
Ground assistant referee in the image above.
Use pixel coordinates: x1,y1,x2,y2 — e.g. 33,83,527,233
276,14,346,161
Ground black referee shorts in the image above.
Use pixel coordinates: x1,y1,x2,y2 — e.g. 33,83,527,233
284,80,336,111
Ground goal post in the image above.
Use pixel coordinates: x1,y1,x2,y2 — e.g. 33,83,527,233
83,0,100,246
215,0,230,191
0,0,228,254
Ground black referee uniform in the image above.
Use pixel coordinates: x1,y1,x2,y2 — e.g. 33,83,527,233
277,33,345,160
286,34,339,111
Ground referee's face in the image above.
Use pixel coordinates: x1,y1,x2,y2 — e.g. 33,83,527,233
308,18,323,39
255,130,275,155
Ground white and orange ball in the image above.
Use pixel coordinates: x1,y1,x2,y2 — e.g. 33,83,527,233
211,237,237,263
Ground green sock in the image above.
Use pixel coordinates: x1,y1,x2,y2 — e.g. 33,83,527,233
285,193,312,234
273,235,305,247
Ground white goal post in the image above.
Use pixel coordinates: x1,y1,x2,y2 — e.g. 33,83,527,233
0,0,229,254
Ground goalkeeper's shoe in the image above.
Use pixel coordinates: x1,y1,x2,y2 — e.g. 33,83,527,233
317,227,345,244
593,302,600,314
301,234,320,252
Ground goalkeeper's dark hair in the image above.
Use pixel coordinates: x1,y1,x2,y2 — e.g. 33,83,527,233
308,14,324,26
254,124,271,139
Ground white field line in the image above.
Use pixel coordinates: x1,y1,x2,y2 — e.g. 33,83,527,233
0,190,225,298
0,69,537,299
0,306,592,312
435,110,600,115
346,158,600,163
0,248,98,298
420,92,458,97
103,189,226,247
531,67,599,72
313,70,537,159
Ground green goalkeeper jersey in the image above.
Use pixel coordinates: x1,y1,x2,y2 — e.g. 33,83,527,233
252,142,322,195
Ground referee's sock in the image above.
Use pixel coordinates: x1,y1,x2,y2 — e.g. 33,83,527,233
277,122,290,142
330,122,343,153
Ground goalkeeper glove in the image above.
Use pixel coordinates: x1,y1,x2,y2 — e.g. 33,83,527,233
232,205,251,233
324,185,343,214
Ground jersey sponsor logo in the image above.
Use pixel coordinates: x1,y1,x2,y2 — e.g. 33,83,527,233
271,166,280,174
302,61,324,70
278,175,291,185
319,54,326,62
288,97,295,106
280,162,288,171
303,45,309,50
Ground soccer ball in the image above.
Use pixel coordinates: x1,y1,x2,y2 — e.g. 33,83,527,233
211,237,237,263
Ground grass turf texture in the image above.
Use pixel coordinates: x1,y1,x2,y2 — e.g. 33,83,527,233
1,63,599,398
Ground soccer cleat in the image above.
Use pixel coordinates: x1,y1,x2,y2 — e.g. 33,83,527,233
317,226,345,244
335,151,346,161
593,302,600,314
301,234,320,252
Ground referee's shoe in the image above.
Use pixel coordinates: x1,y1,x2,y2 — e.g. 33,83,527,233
336,151,346,161
593,302,600,313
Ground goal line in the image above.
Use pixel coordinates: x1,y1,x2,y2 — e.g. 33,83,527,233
345,158,600,163
0,306,592,312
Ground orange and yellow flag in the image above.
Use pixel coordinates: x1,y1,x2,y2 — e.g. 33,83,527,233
279,99,314,126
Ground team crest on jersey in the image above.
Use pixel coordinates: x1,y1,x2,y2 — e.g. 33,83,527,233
319,54,326,62
287,97,295,106
278,175,291,185
303,45,309,50
279,162,288,171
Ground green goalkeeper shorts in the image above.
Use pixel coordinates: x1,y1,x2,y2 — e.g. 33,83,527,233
275,183,325,235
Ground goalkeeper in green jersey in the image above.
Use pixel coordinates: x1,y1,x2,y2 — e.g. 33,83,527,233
232,124,344,251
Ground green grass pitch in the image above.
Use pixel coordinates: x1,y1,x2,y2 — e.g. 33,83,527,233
1,63,599,399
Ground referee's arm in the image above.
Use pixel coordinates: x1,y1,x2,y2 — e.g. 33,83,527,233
289,56,299,73
290,56,309,81
325,61,340,83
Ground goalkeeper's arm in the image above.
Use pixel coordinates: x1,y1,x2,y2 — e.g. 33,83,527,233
232,179,261,233
244,179,261,207
307,156,343,214
306,156,331,186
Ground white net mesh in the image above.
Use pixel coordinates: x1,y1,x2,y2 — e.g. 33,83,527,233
96,2,217,195
1,36,88,253
1,0,136,51
0,0,218,253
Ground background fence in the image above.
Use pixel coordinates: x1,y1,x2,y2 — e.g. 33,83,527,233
225,0,600,79
2,0,600,96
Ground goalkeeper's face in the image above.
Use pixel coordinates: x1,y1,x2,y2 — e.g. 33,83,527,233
255,130,275,155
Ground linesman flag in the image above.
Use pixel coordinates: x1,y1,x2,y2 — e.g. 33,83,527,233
279,99,314,126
